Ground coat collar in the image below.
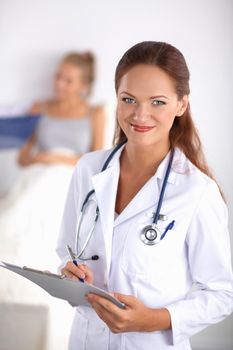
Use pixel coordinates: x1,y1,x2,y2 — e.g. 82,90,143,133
95,143,187,184
92,145,193,223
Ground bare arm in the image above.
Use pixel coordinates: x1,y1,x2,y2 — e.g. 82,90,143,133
30,152,81,166
17,101,44,166
19,144,81,166
28,101,45,115
18,134,37,166
90,105,106,151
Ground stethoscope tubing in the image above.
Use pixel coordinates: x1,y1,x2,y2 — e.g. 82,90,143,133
153,149,174,224
75,141,174,259
80,141,127,212
75,211,97,259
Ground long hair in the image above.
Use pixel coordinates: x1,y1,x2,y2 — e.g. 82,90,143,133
113,41,223,196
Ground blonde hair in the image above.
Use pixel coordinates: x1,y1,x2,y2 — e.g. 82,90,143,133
62,51,95,94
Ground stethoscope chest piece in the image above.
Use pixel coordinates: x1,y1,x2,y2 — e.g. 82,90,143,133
140,224,161,245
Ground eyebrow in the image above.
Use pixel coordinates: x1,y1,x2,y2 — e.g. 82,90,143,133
119,91,169,100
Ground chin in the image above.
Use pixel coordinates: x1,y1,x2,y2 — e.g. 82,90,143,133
129,138,156,148
128,136,168,150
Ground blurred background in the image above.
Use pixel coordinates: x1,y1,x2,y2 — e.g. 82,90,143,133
0,0,232,349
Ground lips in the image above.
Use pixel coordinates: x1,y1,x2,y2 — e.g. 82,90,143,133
130,123,155,133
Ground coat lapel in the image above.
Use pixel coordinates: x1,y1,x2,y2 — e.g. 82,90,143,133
92,162,120,276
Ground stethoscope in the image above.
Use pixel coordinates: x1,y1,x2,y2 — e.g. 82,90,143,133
72,141,174,261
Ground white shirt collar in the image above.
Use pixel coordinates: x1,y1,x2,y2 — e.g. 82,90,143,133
105,143,195,185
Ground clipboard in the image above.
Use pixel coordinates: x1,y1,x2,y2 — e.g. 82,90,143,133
0,261,125,309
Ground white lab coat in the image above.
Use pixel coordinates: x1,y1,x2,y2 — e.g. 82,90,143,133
56,145,233,350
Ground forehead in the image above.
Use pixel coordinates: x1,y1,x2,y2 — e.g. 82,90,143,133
118,64,176,96
57,63,82,77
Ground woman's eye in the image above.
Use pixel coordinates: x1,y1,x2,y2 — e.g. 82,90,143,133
122,97,136,104
152,100,165,106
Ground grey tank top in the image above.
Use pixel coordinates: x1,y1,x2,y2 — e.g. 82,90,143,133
36,114,92,154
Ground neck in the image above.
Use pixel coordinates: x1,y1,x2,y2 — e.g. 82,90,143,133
56,96,84,108
121,141,170,175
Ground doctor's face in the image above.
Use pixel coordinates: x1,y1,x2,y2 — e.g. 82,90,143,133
116,64,188,149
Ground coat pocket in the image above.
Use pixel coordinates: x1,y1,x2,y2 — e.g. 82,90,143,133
120,218,177,280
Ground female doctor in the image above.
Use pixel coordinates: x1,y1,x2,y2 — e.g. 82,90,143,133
57,41,233,350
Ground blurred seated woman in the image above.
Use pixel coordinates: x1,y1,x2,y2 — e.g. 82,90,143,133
0,52,105,275
19,52,105,166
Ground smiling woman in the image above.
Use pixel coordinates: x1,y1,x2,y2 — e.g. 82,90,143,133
57,42,233,350
116,64,188,148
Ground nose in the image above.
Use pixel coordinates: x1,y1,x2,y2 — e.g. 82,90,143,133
133,103,150,122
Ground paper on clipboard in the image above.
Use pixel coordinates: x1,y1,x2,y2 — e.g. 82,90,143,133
0,261,125,309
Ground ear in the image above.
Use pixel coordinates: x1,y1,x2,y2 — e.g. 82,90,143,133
176,95,189,117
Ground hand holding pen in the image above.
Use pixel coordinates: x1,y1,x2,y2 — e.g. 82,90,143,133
66,245,85,282
61,257,94,284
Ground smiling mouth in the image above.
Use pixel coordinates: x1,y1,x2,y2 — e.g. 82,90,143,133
130,123,155,133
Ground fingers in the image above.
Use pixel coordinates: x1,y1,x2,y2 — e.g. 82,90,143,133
87,294,123,313
86,294,129,333
113,293,138,308
61,261,94,284
78,264,94,284
86,293,151,333
61,261,85,281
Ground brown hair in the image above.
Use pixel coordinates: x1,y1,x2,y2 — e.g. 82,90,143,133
62,51,95,94
114,41,222,195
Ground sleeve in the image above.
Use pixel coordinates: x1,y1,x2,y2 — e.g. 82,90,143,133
166,181,233,345
56,163,82,272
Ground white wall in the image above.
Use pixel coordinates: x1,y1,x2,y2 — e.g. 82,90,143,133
0,0,232,349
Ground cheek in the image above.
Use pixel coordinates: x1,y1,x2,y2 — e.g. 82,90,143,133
156,106,178,125
73,82,85,94
116,108,124,130
116,106,134,133
117,103,134,119
116,104,126,124
116,103,125,116
55,79,65,90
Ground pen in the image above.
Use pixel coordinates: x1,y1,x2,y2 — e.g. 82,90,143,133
160,220,175,240
66,245,85,283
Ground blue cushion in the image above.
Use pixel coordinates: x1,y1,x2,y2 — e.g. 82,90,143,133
0,115,40,149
